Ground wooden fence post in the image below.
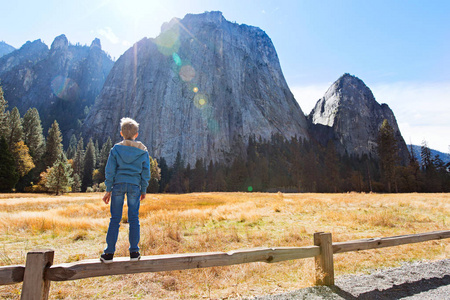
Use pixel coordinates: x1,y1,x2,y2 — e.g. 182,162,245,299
314,232,334,286
21,250,54,300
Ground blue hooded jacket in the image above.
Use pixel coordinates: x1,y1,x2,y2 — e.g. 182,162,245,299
104,140,151,194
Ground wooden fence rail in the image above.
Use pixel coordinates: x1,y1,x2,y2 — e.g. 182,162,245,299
47,246,321,281
0,230,449,300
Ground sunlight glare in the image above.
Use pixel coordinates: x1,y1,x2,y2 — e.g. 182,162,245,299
179,65,196,82
113,0,160,21
194,93,208,109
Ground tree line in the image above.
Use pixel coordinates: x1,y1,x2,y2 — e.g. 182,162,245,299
157,120,450,193
0,86,159,194
1,86,448,194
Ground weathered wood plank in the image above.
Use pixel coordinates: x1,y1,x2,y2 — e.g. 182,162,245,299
333,230,450,254
0,265,25,285
21,250,54,300
314,232,334,286
46,246,320,281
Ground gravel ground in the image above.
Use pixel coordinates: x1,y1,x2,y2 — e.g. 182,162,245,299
249,259,450,300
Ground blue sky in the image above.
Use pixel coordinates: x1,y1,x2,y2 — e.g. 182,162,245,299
2,0,449,153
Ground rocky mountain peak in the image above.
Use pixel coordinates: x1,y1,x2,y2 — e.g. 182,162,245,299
0,39,48,76
21,39,48,53
310,74,377,127
309,74,408,162
90,38,102,50
83,11,309,165
183,11,225,25
0,35,114,143
333,73,376,105
50,34,69,52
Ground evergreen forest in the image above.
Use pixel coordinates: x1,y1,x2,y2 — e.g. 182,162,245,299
1,86,449,194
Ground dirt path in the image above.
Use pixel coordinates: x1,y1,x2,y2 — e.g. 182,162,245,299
249,259,450,299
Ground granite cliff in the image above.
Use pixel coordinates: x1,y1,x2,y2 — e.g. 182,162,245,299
0,35,114,140
83,11,309,165
309,73,409,162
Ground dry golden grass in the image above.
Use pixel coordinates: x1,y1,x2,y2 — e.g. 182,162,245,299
0,192,449,299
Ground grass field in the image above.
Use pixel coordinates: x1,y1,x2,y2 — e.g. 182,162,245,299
0,192,449,299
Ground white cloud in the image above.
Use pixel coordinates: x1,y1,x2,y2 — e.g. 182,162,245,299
372,81,450,153
97,27,120,44
122,40,132,47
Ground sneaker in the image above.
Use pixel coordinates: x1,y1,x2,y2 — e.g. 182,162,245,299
100,253,114,264
130,252,141,261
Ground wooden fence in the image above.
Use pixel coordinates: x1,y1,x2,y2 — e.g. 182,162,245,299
1,230,449,300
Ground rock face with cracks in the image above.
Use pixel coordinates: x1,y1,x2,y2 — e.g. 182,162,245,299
83,11,309,165
0,35,113,141
309,73,409,162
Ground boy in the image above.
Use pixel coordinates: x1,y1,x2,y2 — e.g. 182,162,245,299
100,117,151,263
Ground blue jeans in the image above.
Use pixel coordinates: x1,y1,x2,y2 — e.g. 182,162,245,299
104,183,141,254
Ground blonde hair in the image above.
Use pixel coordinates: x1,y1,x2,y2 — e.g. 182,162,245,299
120,117,139,139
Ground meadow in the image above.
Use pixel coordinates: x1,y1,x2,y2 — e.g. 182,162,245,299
0,192,449,299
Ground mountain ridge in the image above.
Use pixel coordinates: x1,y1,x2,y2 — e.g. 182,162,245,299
409,144,450,165
0,41,15,58
83,11,309,165
0,35,114,141
1,12,413,169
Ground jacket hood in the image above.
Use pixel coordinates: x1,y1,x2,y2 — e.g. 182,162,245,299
112,144,148,164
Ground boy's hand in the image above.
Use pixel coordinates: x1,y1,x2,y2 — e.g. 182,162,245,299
103,192,111,204
140,194,146,201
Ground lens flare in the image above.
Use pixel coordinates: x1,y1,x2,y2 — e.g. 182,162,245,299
179,65,196,82
51,75,79,101
155,26,180,56
193,87,198,93
248,186,253,192
208,118,220,133
172,53,182,66
194,93,208,109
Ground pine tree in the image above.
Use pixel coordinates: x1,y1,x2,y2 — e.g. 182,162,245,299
11,141,35,177
301,149,318,192
94,140,100,168
147,156,161,193
97,137,112,183
45,152,74,195
44,120,63,168
6,107,23,151
0,86,8,135
82,138,96,191
158,157,170,193
419,140,440,192
407,144,421,192
73,137,84,179
22,108,45,162
377,119,399,192
206,160,215,192
433,154,446,191
66,134,78,160
0,136,19,191
72,173,82,192
150,156,161,181
228,155,248,192
167,151,184,193
190,159,205,192
420,140,433,172
323,141,340,192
